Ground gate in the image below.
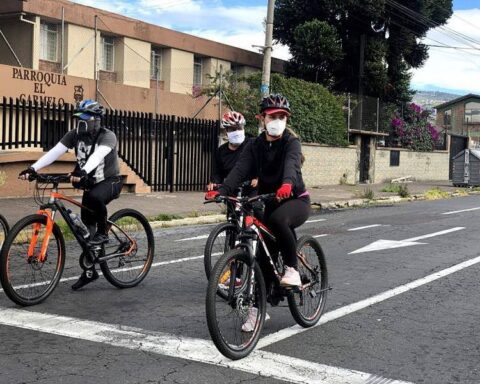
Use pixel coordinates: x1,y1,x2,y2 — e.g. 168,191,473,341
449,134,468,180
0,97,219,192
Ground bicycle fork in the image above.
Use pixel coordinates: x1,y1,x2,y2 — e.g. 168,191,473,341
28,209,55,263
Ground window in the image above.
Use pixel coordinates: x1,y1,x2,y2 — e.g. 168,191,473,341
390,150,400,166
444,109,452,126
40,22,59,62
150,49,162,80
101,36,115,72
193,56,202,86
465,102,480,124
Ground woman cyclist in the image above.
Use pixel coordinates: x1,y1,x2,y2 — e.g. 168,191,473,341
205,94,310,329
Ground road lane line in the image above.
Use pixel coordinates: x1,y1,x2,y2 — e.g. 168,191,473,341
313,234,328,238
175,234,210,242
404,227,464,242
442,207,480,215
306,219,326,223
348,224,382,231
0,254,209,293
0,307,412,384
257,254,480,349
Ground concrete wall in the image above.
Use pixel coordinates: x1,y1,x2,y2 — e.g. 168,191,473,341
373,148,449,182
162,48,194,94
0,18,35,68
120,37,150,88
65,24,97,79
202,58,231,84
302,144,358,186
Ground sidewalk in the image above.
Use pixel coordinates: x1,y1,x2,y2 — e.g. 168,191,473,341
0,180,470,227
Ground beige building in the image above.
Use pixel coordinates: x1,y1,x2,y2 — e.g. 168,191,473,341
0,0,285,117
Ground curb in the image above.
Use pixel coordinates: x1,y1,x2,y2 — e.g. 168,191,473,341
146,189,480,228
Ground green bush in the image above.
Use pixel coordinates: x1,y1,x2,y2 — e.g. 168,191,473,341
204,71,348,145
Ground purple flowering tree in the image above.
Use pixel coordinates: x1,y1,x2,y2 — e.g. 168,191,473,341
390,103,440,151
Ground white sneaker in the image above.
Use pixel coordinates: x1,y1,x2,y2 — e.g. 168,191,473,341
241,307,270,332
280,266,302,287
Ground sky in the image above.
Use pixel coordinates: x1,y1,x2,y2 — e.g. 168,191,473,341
71,0,480,95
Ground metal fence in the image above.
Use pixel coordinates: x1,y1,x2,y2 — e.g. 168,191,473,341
0,97,219,192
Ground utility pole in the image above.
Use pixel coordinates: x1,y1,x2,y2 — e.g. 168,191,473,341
261,0,275,98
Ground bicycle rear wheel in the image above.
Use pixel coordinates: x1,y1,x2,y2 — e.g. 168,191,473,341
100,209,155,288
203,222,238,280
0,214,9,250
287,235,328,327
0,214,65,306
206,249,266,360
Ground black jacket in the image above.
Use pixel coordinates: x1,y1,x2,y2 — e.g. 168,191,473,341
210,138,251,184
220,132,306,197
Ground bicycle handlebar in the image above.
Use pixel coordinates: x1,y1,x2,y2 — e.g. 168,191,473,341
204,192,277,205
29,173,72,184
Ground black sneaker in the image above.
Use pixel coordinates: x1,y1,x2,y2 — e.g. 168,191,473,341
71,268,99,291
89,233,109,247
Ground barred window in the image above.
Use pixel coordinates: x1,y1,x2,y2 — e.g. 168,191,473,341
101,36,115,72
40,22,59,62
193,56,202,86
150,49,163,80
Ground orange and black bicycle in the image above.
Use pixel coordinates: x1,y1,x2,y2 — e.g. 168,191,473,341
0,173,154,306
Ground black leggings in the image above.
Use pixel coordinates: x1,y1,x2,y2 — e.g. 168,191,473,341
81,176,123,235
264,196,311,268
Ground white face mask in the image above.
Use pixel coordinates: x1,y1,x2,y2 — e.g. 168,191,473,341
266,119,286,137
227,130,245,145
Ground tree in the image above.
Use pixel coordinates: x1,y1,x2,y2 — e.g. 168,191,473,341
274,0,453,104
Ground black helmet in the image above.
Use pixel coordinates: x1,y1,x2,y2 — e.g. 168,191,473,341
259,93,291,115
74,99,104,120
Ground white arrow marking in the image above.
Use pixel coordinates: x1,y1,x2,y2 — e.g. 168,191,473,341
443,207,480,215
349,227,465,254
175,234,221,242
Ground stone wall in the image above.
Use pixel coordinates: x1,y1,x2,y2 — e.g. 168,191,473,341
302,144,358,186
373,148,449,182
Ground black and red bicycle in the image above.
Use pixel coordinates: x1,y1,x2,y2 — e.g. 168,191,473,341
205,193,329,360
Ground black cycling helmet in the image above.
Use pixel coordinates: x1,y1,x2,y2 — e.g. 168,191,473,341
74,99,105,120
259,93,291,115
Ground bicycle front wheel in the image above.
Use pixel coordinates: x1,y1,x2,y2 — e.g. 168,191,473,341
287,235,328,327
0,214,65,306
0,214,9,250
203,222,238,280
206,249,266,360
100,209,155,288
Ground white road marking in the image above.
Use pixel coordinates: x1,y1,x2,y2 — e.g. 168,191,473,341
348,224,383,231
0,254,209,293
442,207,480,215
257,254,480,349
313,234,328,238
0,307,412,384
175,234,209,242
306,219,326,223
349,227,465,254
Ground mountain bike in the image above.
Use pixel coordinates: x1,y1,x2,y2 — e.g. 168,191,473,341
205,193,329,360
0,173,155,306
0,214,9,249
203,180,256,281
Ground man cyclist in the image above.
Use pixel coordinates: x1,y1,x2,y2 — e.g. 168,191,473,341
19,99,123,290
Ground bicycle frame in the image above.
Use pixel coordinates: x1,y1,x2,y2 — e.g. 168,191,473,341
28,177,135,264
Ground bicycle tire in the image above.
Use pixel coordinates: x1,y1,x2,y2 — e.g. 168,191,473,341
0,214,9,250
0,214,65,306
203,222,238,280
100,208,155,288
206,249,267,360
287,235,328,328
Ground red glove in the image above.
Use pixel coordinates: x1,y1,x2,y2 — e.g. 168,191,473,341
276,183,292,200
205,190,220,200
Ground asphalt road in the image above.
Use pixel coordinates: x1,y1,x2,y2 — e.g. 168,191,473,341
1,196,480,383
